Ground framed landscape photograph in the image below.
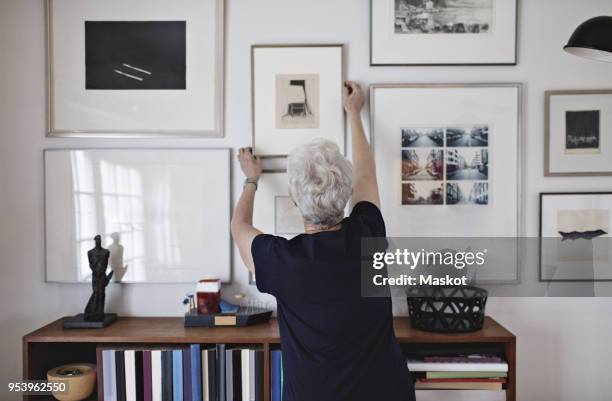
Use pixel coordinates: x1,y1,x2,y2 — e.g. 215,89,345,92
370,0,518,65
540,193,612,282
252,45,345,157
47,0,224,137
371,83,522,283
545,90,612,176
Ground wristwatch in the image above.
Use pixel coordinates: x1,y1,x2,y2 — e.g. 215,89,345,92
243,177,259,190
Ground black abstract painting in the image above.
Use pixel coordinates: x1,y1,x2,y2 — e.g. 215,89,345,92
565,110,600,150
85,21,186,90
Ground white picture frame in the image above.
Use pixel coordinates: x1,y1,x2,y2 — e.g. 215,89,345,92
46,0,224,137
545,90,612,176
44,149,232,283
370,0,518,66
540,192,612,282
370,83,522,283
251,45,345,157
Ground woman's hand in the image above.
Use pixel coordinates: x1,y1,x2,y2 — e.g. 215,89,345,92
343,81,365,116
237,147,262,180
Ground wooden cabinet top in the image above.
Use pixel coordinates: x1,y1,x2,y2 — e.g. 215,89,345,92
24,316,514,344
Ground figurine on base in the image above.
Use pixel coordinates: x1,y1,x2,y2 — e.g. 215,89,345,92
63,235,117,329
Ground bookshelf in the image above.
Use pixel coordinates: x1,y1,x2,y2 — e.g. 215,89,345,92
23,316,516,401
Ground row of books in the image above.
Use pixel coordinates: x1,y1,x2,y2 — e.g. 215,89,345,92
97,345,266,401
407,353,508,401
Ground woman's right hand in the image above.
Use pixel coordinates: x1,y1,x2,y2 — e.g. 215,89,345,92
343,81,365,116
237,147,262,180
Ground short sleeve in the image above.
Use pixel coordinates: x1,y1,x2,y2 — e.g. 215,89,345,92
251,234,281,295
349,201,386,237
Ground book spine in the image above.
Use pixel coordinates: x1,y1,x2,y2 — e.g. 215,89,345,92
190,345,202,401
232,350,242,401
103,350,117,401
183,348,192,401
115,350,126,401
241,349,250,401
152,350,163,401
407,361,509,372
125,350,136,401
248,349,255,401
162,350,173,401
97,347,104,401
172,350,184,401
270,350,281,401
143,350,153,401
208,349,217,401
254,350,263,401
135,351,144,401
202,350,209,401
217,344,225,401
225,349,233,401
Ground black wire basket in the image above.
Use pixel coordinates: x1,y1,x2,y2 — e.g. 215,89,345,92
406,286,488,333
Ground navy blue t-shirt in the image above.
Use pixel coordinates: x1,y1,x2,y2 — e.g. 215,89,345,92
252,201,415,401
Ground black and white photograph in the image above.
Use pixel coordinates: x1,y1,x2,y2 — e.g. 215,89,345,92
402,182,445,205
401,127,444,147
565,110,600,154
85,21,187,90
446,148,489,180
446,125,489,147
275,74,320,129
402,149,444,181
394,0,493,34
446,181,488,205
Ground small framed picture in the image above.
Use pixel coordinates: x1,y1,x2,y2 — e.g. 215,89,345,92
47,0,224,137
370,0,518,66
545,90,612,176
251,45,345,157
540,193,612,282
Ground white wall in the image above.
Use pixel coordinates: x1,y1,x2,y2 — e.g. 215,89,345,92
1,0,612,400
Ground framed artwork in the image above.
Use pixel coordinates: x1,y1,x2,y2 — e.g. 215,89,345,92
249,173,304,283
46,0,224,137
540,193,612,282
371,83,522,283
370,0,518,66
251,45,345,157
545,90,612,176
44,149,232,283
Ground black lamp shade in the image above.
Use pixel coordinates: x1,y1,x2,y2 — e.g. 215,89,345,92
564,16,612,62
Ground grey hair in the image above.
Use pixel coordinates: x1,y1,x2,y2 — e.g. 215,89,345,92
287,139,353,228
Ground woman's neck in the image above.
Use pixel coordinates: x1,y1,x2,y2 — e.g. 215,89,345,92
304,222,343,235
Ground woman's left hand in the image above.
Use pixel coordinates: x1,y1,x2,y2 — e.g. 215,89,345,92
237,147,262,180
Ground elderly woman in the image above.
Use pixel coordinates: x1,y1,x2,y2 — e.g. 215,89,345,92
232,82,415,401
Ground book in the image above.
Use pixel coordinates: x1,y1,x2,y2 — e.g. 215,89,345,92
248,349,256,401
216,344,226,401
97,348,104,401
254,350,264,401
415,390,506,401
143,350,153,401
162,350,173,401
190,344,202,401
232,349,242,401
207,348,217,401
421,378,506,384
115,350,127,401
172,350,183,401
183,348,192,401
202,350,209,401
424,354,504,363
225,349,233,401
241,349,250,401
102,349,117,401
407,360,508,372
426,371,508,379
135,351,144,401
152,350,163,401
125,350,136,401
271,350,282,401
415,381,503,390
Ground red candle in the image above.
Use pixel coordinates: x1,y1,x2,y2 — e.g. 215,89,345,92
196,279,221,315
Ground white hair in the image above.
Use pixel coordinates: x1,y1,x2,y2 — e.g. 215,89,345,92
287,139,353,228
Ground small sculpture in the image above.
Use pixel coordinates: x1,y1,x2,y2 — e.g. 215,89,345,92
63,235,117,329
84,235,114,321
